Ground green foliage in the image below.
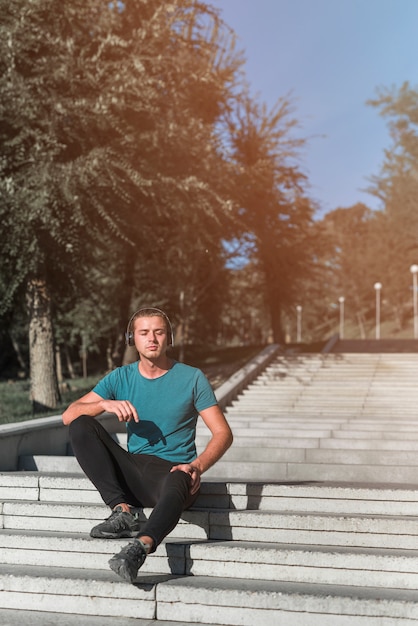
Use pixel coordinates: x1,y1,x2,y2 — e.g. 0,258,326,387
225,95,321,342
0,0,247,382
365,83,418,327
0,0,241,312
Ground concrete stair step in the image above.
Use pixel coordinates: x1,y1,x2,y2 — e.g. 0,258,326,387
4,473,418,514
18,455,83,473
221,423,333,434
239,388,378,395
4,498,418,549
248,483,418,515
0,529,190,574
230,399,418,407
0,609,217,626
204,460,418,483
202,435,321,448
333,429,418,440
18,436,418,476
1,500,210,540
188,540,418,589
220,417,350,425
228,405,418,413
222,421,418,432
305,448,418,465
219,448,306,462
320,437,418,450
210,509,418,549
216,428,336,438
228,412,418,420
143,417,418,428
211,446,418,464
2,564,418,625
128,426,405,444
2,529,418,590
230,395,418,402
22,454,412,484
226,411,418,419
0,609,215,626
2,473,271,509
160,575,417,625
0,563,160,620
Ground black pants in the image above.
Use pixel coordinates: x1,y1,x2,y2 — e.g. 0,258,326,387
69,415,199,550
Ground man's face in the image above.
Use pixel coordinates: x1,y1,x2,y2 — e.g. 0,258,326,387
132,315,168,359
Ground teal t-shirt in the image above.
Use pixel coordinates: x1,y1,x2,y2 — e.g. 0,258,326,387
93,360,217,463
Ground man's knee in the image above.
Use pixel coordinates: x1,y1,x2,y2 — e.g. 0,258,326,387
169,470,199,509
165,468,193,500
69,414,98,443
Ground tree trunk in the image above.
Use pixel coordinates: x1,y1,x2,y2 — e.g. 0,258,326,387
64,346,76,379
178,290,186,363
81,333,88,379
26,275,60,412
56,346,70,393
265,289,285,344
356,312,366,339
106,342,113,371
114,248,136,367
270,309,285,344
55,345,63,385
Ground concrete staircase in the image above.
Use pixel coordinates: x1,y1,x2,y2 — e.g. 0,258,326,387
2,351,418,624
203,352,418,482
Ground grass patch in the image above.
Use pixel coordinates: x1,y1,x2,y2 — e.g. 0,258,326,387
0,344,265,425
0,375,101,425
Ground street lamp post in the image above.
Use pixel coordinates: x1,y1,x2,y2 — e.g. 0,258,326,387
411,265,418,339
338,297,345,339
296,305,302,343
374,283,382,340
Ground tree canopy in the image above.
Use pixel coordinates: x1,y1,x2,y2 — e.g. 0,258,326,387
0,0,245,406
225,95,320,342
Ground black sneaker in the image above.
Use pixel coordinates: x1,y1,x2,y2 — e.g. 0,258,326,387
108,539,148,583
90,506,142,539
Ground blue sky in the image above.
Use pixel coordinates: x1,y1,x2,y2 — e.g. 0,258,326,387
210,0,418,215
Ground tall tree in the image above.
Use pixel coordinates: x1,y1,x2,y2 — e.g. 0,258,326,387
367,82,418,328
0,0,241,407
319,204,381,337
226,95,318,343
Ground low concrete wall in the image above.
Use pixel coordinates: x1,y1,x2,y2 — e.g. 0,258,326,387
0,413,122,472
215,343,280,410
0,344,280,471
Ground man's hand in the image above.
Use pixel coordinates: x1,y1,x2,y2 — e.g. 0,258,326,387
101,399,139,423
170,463,201,495
62,390,140,426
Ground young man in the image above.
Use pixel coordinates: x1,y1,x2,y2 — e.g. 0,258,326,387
62,307,233,583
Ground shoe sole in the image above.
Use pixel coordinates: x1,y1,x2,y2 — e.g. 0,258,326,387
90,528,137,539
108,556,137,583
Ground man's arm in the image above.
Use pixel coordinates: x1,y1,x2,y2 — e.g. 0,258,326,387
191,404,233,474
171,404,233,494
62,390,139,426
